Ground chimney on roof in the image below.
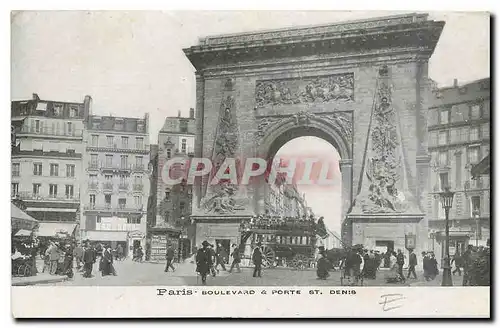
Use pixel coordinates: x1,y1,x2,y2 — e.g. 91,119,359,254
178,110,181,117
453,79,458,88
32,93,40,101
189,108,195,119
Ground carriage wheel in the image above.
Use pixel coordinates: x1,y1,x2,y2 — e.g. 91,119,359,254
261,246,276,268
291,254,309,270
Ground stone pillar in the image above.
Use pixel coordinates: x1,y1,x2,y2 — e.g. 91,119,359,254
194,73,205,209
339,159,353,220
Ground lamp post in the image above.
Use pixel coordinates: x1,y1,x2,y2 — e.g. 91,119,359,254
438,186,455,286
473,210,480,247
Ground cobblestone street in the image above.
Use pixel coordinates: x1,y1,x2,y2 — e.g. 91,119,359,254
44,259,464,287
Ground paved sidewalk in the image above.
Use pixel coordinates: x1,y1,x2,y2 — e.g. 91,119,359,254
12,273,68,286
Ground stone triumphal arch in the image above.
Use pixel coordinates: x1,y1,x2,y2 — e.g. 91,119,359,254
183,13,444,255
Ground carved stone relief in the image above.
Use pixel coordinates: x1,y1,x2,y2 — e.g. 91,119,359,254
357,66,412,214
201,95,244,214
255,73,354,108
255,111,353,147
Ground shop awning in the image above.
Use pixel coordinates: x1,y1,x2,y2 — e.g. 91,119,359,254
15,229,32,237
11,203,38,230
11,203,38,222
36,222,77,237
85,230,128,242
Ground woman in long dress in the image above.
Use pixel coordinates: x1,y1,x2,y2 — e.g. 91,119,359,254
385,252,400,283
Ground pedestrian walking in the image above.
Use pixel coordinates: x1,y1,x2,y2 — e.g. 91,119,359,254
451,252,463,276
407,249,417,279
429,252,439,280
215,243,227,272
396,249,406,283
82,242,96,278
208,244,217,277
63,244,74,278
101,245,116,276
228,244,242,273
195,241,212,285
164,244,176,272
252,246,263,278
117,244,124,261
73,243,84,271
47,242,60,275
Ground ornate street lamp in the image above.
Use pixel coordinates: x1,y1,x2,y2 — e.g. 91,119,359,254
438,186,455,286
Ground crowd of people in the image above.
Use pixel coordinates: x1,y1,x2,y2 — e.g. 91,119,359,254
194,241,245,285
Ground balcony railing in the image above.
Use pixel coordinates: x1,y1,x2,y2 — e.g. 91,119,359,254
103,182,114,191
88,181,99,190
133,184,144,192
100,163,132,171
464,179,484,191
18,125,83,137
88,162,99,170
17,191,80,202
119,183,129,191
132,164,147,172
84,204,143,212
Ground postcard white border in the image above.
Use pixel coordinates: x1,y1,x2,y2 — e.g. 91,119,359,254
11,286,490,318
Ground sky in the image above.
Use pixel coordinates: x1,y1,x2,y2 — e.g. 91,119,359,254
11,11,490,234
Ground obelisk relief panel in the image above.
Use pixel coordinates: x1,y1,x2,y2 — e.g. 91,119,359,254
350,65,421,215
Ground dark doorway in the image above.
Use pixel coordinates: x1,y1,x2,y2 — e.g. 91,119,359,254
376,240,394,268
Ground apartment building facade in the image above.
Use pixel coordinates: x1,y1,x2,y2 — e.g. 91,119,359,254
80,114,151,257
149,109,196,260
11,93,92,238
427,78,491,259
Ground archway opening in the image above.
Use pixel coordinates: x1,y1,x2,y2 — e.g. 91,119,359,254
267,134,342,241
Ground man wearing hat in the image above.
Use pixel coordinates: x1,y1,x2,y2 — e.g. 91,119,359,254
196,241,212,285
82,241,96,278
164,244,176,273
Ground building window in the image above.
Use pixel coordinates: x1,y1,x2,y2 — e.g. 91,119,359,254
136,156,143,167
136,137,144,150
11,183,19,197
65,185,74,198
165,190,170,200
439,151,448,166
166,149,171,159
180,201,185,213
468,146,480,164
12,163,20,177
180,120,188,133
53,104,62,116
90,154,98,165
120,155,128,168
105,155,113,167
439,109,449,124
469,127,479,141
66,164,75,177
470,104,482,119
118,198,126,209
33,183,41,196
91,135,99,147
67,122,73,135
35,120,41,133
121,136,129,149
50,164,59,176
89,194,96,208
134,196,142,208
49,184,58,198
482,124,490,139
105,194,112,208
96,216,101,223
471,196,481,215
438,131,448,145
107,136,114,147
33,163,42,176
181,139,187,153
127,217,141,224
